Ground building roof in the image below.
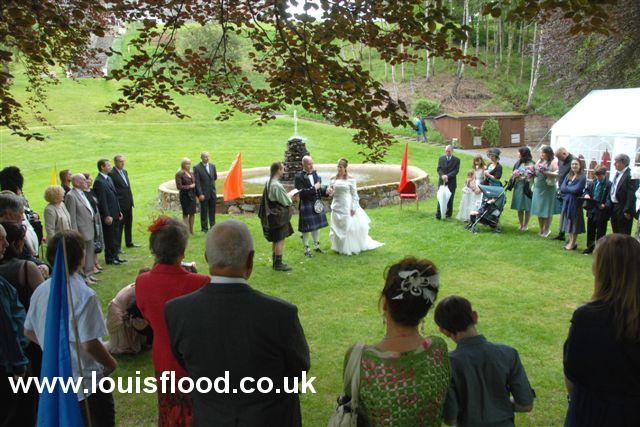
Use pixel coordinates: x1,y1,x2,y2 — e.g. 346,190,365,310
433,112,525,120
551,88,640,138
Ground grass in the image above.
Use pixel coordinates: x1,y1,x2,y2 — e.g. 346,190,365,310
0,76,596,426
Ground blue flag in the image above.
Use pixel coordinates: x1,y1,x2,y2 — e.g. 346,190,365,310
37,240,84,427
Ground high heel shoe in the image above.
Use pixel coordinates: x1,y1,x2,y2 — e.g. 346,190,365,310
564,244,577,251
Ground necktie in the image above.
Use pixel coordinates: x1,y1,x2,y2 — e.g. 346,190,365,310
119,169,128,186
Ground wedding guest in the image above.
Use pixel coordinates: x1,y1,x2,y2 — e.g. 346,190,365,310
106,282,149,355
295,155,328,257
0,225,37,427
65,174,98,284
606,154,636,235
175,158,197,234
83,173,104,275
0,167,41,258
563,234,640,427
59,169,72,194
483,148,503,186
258,161,294,271
434,296,534,426
415,116,427,143
582,165,611,254
25,230,118,427
43,185,72,239
510,147,535,231
0,221,45,379
552,147,576,241
165,220,310,426
531,145,560,237
436,145,461,219
456,170,482,222
559,159,587,251
339,257,450,425
193,151,217,232
109,155,139,252
135,216,209,426
472,155,486,186
94,159,125,266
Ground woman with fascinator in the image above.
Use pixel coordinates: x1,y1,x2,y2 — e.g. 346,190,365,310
335,257,451,425
328,158,383,255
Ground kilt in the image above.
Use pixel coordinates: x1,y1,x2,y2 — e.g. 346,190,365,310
298,199,328,232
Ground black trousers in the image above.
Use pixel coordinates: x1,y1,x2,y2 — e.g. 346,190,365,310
1,367,37,427
586,216,608,248
116,208,133,249
436,185,456,219
610,207,633,235
81,390,115,427
102,220,118,263
199,196,216,231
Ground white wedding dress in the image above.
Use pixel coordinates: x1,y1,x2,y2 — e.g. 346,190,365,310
329,178,384,255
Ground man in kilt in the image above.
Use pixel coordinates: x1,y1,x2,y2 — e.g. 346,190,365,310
295,156,328,257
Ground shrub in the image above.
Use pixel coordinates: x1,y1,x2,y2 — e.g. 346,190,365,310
481,118,501,147
413,99,441,117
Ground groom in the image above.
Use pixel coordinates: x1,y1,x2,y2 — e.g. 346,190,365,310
436,145,460,219
295,155,329,257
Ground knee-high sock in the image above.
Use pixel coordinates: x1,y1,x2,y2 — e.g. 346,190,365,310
302,232,310,248
311,230,320,245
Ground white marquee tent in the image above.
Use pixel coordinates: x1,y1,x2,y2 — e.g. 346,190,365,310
550,88,640,178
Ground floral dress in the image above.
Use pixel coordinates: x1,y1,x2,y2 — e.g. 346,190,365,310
345,337,451,426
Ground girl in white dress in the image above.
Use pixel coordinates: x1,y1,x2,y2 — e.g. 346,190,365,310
328,158,384,255
473,155,486,186
456,170,483,222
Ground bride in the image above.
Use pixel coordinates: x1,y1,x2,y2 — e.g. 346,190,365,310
328,158,384,255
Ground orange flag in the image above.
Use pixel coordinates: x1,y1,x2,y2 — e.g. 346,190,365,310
223,153,244,201
397,143,409,192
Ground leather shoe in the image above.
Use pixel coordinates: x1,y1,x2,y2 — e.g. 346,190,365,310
582,247,594,255
126,243,141,248
106,260,121,265
115,258,127,263
552,235,565,241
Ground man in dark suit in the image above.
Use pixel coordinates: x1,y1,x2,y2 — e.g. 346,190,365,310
109,154,138,252
436,145,461,219
552,147,576,241
193,151,217,232
93,159,126,265
606,153,637,235
295,155,328,257
165,221,310,427
582,165,612,254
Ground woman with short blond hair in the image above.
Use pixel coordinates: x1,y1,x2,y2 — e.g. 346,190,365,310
43,185,71,239
563,234,640,426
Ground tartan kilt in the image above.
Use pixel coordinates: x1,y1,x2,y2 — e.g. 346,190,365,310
298,199,328,232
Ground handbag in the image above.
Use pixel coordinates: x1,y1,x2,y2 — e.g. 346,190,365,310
327,343,365,427
523,181,533,199
94,222,103,254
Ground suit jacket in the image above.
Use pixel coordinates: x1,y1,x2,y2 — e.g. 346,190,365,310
437,155,461,188
64,189,96,241
193,162,217,200
93,173,121,220
606,168,637,216
108,168,134,210
583,178,611,221
558,154,575,183
165,281,310,427
294,170,326,203
43,203,72,239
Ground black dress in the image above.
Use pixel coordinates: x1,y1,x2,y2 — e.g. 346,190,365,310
175,170,197,215
563,302,640,426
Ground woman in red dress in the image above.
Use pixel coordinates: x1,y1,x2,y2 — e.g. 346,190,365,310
135,216,210,426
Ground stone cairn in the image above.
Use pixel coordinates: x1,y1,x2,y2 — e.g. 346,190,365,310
282,137,309,184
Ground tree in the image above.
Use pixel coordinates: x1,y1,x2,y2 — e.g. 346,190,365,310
1,0,616,161
452,0,471,98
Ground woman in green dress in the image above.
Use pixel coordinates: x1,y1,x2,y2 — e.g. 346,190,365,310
531,145,560,237
510,147,535,231
258,161,294,271
341,257,451,426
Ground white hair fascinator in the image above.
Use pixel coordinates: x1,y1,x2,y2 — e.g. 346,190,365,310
392,269,439,304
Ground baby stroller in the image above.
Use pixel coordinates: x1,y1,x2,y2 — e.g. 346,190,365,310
465,184,506,233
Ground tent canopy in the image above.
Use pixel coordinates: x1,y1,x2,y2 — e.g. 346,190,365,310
551,88,640,138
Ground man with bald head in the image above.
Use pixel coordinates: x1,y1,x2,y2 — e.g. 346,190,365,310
165,220,310,426
65,173,98,283
294,155,328,257
109,154,138,251
193,151,218,232
436,145,461,219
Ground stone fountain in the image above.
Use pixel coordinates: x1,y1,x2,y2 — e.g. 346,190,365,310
282,110,309,184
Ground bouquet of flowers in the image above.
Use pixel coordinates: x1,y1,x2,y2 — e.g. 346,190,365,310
536,163,548,175
524,165,536,180
512,169,523,179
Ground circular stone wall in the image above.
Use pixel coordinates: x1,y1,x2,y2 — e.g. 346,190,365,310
158,164,431,215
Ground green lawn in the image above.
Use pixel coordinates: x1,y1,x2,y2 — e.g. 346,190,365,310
0,76,595,426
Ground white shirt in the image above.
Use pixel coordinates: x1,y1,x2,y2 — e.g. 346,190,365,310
115,168,128,186
307,171,315,187
205,163,210,175
610,167,628,203
22,214,38,256
73,188,93,213
25,273,107,400
210,275,248,285
99,172,109,180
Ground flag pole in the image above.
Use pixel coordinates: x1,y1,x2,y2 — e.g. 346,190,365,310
62,236,93,427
